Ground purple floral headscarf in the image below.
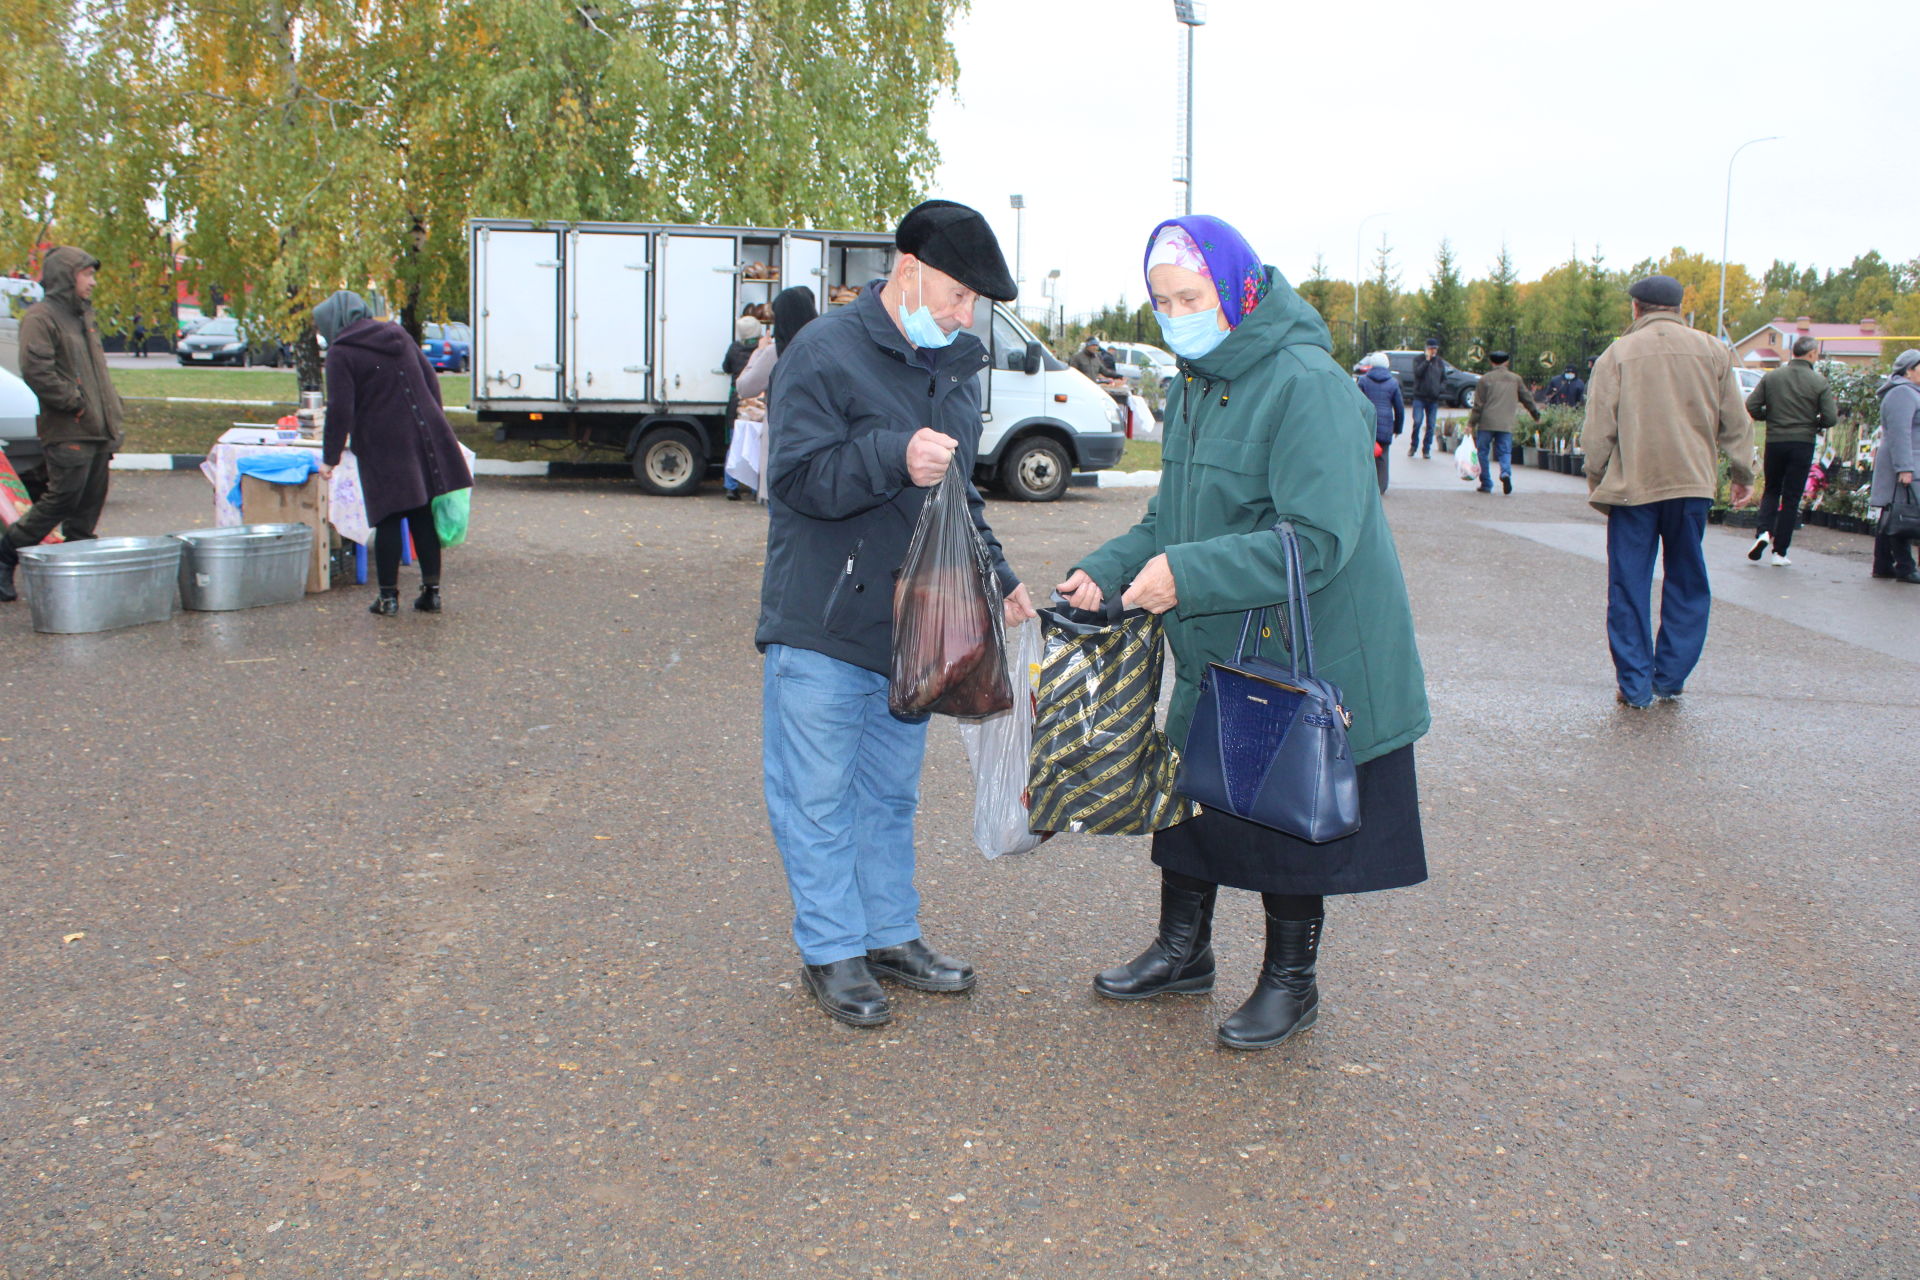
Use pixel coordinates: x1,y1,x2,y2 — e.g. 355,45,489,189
1142,215,1270,328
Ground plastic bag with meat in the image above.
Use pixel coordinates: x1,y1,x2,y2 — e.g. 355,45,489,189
888,460,1011,718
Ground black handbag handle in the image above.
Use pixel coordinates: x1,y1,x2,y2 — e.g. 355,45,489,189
1234,521,1315,679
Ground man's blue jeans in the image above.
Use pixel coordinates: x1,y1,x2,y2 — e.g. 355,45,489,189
1605,498,1711,705
1410,398,1441,455
1474,430,1512,490
762,644,927,964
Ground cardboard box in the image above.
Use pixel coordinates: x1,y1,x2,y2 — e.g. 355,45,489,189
240,473,331,593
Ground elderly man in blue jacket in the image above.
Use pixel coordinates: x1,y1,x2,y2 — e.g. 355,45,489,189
756,200,1037,1027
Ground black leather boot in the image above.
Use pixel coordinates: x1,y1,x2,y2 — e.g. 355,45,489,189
368,589,400,616
1093,874,1216,1000
1217,914,1322,1050
801,958,891,1027
0,538,17,603
414,584,441,613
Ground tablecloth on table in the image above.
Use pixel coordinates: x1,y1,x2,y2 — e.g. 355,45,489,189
202,429,476,546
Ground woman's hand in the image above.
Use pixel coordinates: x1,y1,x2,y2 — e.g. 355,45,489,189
317,462,335,479
1121,553,1178,615
1055,569,1104,611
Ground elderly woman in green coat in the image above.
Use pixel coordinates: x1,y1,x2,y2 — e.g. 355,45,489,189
1058,216,1430,1050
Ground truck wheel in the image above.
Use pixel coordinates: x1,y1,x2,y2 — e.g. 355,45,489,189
999,437,1070,502
632,425,704,496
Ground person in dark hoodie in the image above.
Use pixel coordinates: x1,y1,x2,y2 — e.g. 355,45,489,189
1356,351,1404,493
756,203,1034,1028
0,246,125,603
313,290,473,616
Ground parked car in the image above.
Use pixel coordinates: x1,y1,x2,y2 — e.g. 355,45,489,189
421,321,471,373
1103,340,1177,389
1,364,41,474
1734,366,1762,398
175,316,289,367
1377,349,1478,408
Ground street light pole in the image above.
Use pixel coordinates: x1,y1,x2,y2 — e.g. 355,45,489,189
1009,194,1025,289
1172,2,1205,215
1354,211,1388,348
1718,135,1779,343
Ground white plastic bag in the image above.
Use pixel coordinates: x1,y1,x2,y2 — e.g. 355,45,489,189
1455,436,1480,482
953,617,1047,858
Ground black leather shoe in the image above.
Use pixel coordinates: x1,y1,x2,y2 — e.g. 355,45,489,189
866,939,975,992
414,585,441,612
1218,915,1322,1050
0,539,16,603
369,592,400,616
1094,875,1216,1000
801,958,891,1026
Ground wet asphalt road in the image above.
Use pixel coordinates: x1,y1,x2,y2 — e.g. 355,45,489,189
1,464,1915,1280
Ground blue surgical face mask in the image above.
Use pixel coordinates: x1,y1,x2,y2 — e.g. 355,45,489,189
1154,306,1229,360
898,271,957,349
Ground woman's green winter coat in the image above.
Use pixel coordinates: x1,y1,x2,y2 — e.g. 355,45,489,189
1073,267,1429,763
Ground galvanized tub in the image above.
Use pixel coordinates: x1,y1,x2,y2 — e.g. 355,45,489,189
17,536,183,634
171,523,314,611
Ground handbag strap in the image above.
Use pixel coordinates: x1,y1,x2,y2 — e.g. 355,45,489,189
1234,521,1316,679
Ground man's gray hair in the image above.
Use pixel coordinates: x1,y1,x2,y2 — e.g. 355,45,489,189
1791,335,1818,358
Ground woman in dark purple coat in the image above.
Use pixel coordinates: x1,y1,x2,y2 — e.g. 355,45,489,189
314,291,473,616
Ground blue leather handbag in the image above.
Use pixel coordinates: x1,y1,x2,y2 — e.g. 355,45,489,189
1174,522,1361,843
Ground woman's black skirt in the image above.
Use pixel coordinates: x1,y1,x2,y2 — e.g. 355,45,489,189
1151,744,1427,896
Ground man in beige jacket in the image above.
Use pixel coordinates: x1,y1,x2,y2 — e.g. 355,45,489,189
1581,274,1754,709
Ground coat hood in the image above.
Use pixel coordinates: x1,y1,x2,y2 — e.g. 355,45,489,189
40,246,100,310
1176,266,1330,382
330,317,416,358
1877,373,1917,399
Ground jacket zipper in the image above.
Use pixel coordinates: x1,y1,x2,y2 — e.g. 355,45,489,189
822,537,864,621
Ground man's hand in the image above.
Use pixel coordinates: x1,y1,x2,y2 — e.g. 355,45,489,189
905,428,958,487
1055,568,1104,612
1121,553,1178,615
1729,482,1754,507
1900,471,1914,486
1003,582,1036,626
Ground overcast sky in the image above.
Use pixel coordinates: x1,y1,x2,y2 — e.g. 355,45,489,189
930,0,1917,320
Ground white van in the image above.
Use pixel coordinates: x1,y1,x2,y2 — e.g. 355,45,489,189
468,219,1125,500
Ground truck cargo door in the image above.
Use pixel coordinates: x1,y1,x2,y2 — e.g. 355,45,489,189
781,234,827,313
474,226,562,402
569,229,652,402
655,233,736,406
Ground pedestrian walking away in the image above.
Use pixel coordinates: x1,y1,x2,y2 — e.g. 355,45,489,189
0,246,125,603
1356,350,1403,494
1466,349,1540,495
1058,214,1429,1052
1869,348,1920,583
756,199,1037,1029
1581,274,1755,708
1744,336,1836,566
1409,338,1447,458
312,290,474,617
130,312,148,359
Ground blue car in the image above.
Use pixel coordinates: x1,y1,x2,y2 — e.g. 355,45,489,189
421,322,471,373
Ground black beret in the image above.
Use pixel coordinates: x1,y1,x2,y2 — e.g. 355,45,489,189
1628,274,1684,307
1489,350,1510,363
895,199,1018,302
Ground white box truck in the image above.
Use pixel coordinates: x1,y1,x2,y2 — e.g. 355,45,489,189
468,218,1127,500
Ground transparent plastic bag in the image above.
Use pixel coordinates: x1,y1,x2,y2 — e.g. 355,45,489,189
1456,437,1480,482
953,618,1048,859
889,460,1011,717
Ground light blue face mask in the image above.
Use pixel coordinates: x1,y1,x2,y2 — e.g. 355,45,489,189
898,271,957,349
1154,306,1229,360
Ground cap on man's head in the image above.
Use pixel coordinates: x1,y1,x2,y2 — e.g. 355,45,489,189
895,199,1018,302
1628,274,1684,307
1566,364,1578,373
1424,338,1439,349
1892,348,1920,376
1489,350,1510,364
